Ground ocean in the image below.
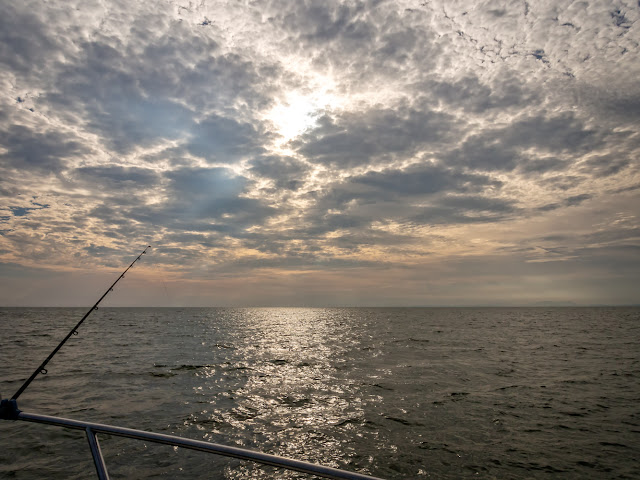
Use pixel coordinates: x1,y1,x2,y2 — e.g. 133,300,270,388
0,307,638,479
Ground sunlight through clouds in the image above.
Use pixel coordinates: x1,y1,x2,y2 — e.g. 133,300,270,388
266,83,344,149
0,0,638,306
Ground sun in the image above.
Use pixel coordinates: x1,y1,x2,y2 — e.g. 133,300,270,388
266,86,342,149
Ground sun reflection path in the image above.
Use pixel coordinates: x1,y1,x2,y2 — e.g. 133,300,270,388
187,308,375,479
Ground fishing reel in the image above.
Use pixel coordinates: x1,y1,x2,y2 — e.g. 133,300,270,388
0,396,21,420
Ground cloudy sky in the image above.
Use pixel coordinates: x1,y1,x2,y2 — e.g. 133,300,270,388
0,0,638,306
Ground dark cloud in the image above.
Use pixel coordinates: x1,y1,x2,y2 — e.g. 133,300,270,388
314,165,464,211
444,139,519,172
350,163,501,198
249,155,310,191
598,93,640,123
445,113,603,172
375,26,417,60
129,21,280,112
290,163,508,237
0,4,58,77
536,193,593,212
578,155,629,178
233,224,424,262
609,183,640,194
543,175,583,191
503,114,602,153
296,212,370,237
409,195,518,225
518,157,568,174
0,124,88,173
274,1,439,83
582,227,640,246
294,107,458,167
73,166,161,189
419,74,538,113
282,2,374,44
536,203,561,212
565,193,593,206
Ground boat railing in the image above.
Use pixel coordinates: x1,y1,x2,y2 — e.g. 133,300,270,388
1,399,382,480
1,250,383,479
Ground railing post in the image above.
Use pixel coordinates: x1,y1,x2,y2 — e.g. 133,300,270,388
86,427,109,480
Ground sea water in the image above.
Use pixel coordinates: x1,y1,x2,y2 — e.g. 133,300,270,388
0,307,638,479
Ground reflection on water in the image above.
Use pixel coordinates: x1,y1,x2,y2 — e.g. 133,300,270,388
1,307,639,479
187,308,372,478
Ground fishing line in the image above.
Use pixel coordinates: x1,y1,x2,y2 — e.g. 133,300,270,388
10,246,151,401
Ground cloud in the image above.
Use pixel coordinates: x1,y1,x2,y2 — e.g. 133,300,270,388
0,124,88,173
282,2,376,45
249,155,310,191
502,113,603,153
116,167,279,236
328,162,501,204
0,0,638,305
42,35,274,154
578,154,630,178
186,114,269,163
518,157,568,174
73,166,160,187
284,163,510,242
272,1,443,90
3,3,283,158
444,112,604,172
294,107,459,167
419,73,539,113
0,4,59,78
409,194,518,225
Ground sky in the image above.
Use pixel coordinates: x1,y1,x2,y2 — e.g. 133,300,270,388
0,0,639,307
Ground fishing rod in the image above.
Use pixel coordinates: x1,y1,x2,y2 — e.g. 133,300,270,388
10,246,151,401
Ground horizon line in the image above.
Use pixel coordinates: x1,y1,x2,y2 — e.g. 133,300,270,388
1,304,638,308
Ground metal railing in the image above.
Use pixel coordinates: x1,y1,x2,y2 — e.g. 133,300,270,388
1,403,382,480
0,249,384,479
